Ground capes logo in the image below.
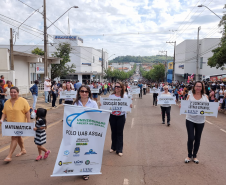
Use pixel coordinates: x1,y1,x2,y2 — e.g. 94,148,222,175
84,149,97,155
66,110,102,127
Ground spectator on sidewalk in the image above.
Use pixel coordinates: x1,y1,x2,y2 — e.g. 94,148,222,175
30,80,39,110
4,81,12,102
51,81,57,108
0,75,5,89
44,78,51,103
58,84,63,104
0,86,30,162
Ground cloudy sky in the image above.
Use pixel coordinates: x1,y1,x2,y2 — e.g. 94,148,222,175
0,0,224,59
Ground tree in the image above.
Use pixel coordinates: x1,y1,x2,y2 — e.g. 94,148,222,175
31,47,44,55
140,64,165,81
208,4,226,69
51,43,76,79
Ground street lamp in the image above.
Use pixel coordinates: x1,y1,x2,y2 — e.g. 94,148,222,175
197,5,221,19
43,3,79,78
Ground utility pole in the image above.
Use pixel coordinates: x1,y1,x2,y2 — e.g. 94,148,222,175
159,51,167,82
166,41,176,82
10,28,14,70
102,48,104,81
43,0,48,78
196,26,201,81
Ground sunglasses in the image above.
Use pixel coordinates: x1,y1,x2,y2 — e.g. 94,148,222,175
115,86,121,88
80,90,89,94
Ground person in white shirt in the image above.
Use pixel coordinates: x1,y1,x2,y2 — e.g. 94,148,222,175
44,78,51,103
143,83,147,95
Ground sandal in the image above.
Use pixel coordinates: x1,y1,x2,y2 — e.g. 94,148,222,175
83,175,89,180
185,157,191,163
43,150,51,159
193,158,199,164
16,150,27,157
4,157,12,162
35,155,42,161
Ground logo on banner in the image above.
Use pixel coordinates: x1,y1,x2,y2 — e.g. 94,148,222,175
64,150,70,156
84,149,97,155
76,143,88,146
200,111,204,115
185,110,198,114
66,110,102,127
73,147,80,157
85,160,90,165
76,138,89,142
58,161,62,166
58,161,72,166
74,160,83,165
64,169,74,173
80,168,93,172
14,131,23,135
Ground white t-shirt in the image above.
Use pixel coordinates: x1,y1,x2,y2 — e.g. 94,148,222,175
44,81,50,91
5,87,10,99
186,93,209,123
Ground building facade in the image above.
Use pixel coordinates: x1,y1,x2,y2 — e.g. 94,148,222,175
174,38,224,82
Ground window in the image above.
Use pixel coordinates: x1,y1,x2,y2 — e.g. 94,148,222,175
200,57,203,69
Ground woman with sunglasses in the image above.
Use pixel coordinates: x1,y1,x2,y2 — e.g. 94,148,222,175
159,85,172,126
108,82,132,156
179,81,209,164
73,85,98,181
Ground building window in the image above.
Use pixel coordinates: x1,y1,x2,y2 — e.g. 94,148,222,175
200,57,203,69
93,56,95,63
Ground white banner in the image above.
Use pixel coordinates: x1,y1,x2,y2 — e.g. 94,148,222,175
100,97,131,112
60,91,77,99
2,122,35,136
51,105,111,177
180,100,219,117
150,88,160,94
91,89,99,94
129,88,140,95
157,96,176,105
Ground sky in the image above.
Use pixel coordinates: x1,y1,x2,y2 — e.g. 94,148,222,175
0,0,224,59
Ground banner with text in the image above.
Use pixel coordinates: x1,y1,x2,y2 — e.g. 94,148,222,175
91,89,99,94
157,96,176,105
129,88,140,95
100,97,131,112
60,91,77,99
51,105,111,177
150,88,160,94
2,122,35,136
180,100,219,117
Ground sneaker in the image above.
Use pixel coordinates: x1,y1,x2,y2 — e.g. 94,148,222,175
167,122,170,126
43,150,51,159
35,155,42,161
162,121,165,124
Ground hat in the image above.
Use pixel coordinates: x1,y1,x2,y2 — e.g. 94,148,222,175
45,77,49,80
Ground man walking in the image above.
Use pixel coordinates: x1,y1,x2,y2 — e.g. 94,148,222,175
44,78,51,103
138,81,143,99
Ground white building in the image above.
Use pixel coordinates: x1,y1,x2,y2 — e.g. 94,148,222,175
0,35,108,84
174,38,224,81
0,48,60,94
109,63,132,72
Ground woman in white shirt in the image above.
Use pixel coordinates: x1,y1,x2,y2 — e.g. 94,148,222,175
64,83,75,105
180,81,209,164
143,83,147,95
159,85,172,126
73,85,98,181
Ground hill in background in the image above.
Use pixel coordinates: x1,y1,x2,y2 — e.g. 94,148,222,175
109,55,174,64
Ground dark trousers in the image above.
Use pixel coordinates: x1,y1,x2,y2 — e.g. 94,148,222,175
109,114,125,153
143,88,146,95
175,94,178,101
52,93,56,107
161,106,171,123
59,99,62,104
65,100,73,105
48,91,51,102
153,93,158,106
186,119,205,158
139,89,142,98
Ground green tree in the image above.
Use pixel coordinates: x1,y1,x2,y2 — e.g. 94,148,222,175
31,47,44,55
140,64,165,81
208,4,226,69
51,43,76,79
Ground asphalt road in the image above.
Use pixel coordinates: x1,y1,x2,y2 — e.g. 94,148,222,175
0,93,226,185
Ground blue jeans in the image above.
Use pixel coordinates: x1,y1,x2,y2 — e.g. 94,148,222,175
104,89,107,95
32,95,38,110
0,99,4,107
44,91,49,103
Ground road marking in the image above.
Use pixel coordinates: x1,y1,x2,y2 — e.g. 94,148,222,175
220,129,226,133
131,118,134,128
0,120,62,154
123,178,129,185
206,120,213,125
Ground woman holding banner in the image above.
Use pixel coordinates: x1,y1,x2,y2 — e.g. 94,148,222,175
180,81,209,164
64,83,74,105
73,85,98,180
108,82,132,156
0,87,30,162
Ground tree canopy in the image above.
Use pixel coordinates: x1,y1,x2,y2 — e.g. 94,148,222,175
31,47,44,56
104,64,136,80
140,64,165,81
208,4,226,69
109,55,173,64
